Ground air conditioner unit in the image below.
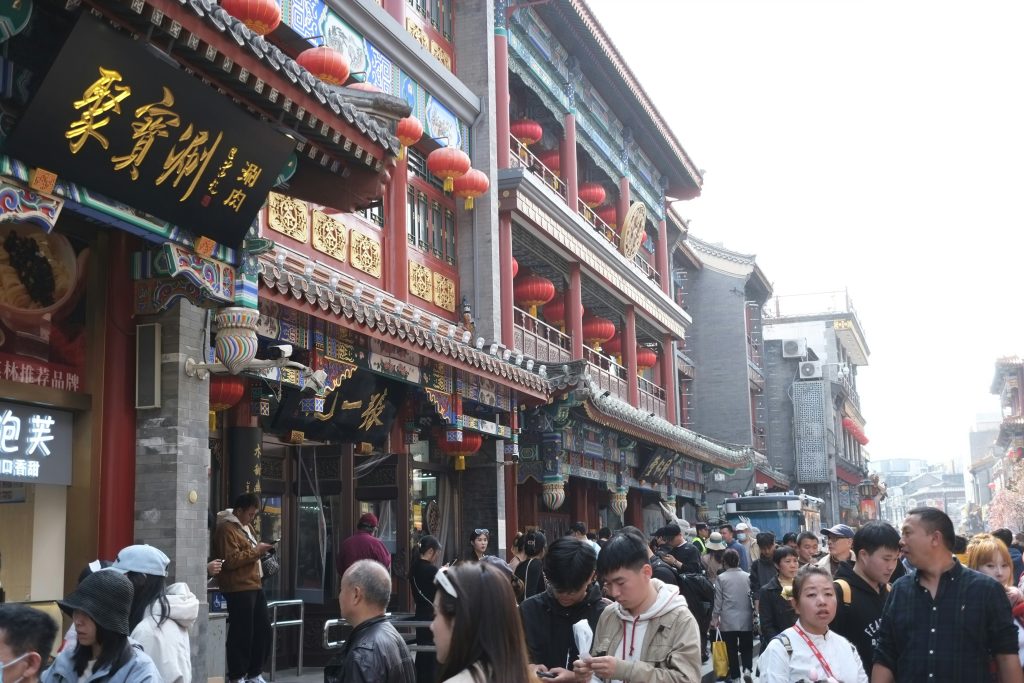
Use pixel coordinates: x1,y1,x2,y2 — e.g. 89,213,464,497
782,338,807,358
799,361,823,379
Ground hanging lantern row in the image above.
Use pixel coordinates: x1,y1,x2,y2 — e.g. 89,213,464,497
510,118,543,147
437,430,484,471
296,46,350,86
221,0,281,35
636,346,659,371
579,182,607,209
395,116,424,160
453,168,489,209
841,417,869,446
582,314,615,351
513,271,555,318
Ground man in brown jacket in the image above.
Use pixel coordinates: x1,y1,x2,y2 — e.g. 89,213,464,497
573,531,702,683
213,493,275,683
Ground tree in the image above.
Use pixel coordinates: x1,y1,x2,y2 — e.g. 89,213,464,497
986,458,1024,530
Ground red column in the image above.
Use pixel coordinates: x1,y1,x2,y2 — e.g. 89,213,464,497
386,155,409,301
500,211,514,347
573,480,588,527
568,263,583,358
495,21,511,170
617,176,630,227
662,333,677,424
563,113,578,210
627,489,644,528
624,305,638,406
656,218,670,296
98,232,136,558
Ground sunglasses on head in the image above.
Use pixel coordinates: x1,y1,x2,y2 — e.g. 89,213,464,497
474,529,489,536
435,567,458,598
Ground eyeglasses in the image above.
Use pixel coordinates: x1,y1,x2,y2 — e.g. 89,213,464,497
435,567,459,598
474,529,489,536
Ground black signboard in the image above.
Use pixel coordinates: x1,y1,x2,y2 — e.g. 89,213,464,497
0,400,73,486
6,15,294,248
638,447,680,485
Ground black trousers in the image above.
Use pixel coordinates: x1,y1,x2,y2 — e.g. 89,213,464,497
225,588,272,680
720,630,753,678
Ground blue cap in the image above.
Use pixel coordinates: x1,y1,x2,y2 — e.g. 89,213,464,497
822,524,855,539
111,544,170,577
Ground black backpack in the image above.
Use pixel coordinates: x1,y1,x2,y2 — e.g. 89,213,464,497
678,570,715,620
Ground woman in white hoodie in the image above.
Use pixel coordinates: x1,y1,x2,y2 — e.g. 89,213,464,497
112,544,199,683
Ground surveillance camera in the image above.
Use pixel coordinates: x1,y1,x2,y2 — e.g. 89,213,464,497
301,368,328,395
269,344,293,360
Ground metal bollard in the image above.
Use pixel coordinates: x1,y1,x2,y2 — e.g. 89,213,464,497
267,599,304,681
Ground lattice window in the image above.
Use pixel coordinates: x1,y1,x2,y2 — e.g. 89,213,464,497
793,380,830,483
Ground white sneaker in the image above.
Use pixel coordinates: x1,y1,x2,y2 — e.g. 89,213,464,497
246,676,268,683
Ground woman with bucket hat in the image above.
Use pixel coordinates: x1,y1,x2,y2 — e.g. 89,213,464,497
112,544,199,683
43,569,161,683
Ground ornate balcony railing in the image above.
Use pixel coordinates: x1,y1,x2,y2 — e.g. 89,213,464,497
510,134,566,199
638,376,667,419
585,347,628,402
513,307,572,364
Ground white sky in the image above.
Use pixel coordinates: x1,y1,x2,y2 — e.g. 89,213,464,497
586,0,1024,468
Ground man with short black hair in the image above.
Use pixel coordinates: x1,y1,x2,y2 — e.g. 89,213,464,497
795,530,819,567
872,508,1023,683
719,524,749,571
657,524,703,575
692,523,709,555
330,560,415,683
573,531,701,682
749,531,777,592
0,604,57,683
829,521,900,673
520,537,609,681
817,523,856,577
570,521,602,556
597,527,612,549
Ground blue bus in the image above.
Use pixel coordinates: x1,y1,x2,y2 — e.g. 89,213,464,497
723,493,824,539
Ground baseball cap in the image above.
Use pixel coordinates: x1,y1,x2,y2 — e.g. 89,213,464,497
358,512,379,528
822,524,855,539
111,544,170,577
735,522,750,532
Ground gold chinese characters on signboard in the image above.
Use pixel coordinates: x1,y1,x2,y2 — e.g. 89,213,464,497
409,261,433,302
350,231,382,278
312,210,348,262
267,191,309,243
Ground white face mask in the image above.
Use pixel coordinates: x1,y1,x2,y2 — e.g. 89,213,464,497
737,533,747,542
0,651,30,683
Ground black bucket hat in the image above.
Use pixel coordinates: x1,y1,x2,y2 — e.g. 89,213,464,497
58,569,134,636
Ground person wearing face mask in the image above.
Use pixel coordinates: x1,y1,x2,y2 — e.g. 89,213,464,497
719,525,750,572
0,604,58,683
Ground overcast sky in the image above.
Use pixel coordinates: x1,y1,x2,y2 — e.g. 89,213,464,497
587,0,1024,469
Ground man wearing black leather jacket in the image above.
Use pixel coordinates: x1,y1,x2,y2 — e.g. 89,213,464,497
327,560,415,683
520,537,609,682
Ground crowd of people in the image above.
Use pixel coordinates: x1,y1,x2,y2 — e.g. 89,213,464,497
9,501,1024,683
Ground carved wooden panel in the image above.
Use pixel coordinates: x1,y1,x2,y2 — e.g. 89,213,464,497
409,261,433,302
406,17,429,49
311,210,348,262
433,272,456,312
350,231,382,278
267,192,309,242
430,41,452,71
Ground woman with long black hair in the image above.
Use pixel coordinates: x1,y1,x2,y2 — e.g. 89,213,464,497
112,544,200,683
410,535,442,683
43,570,161,683
512,530,546,602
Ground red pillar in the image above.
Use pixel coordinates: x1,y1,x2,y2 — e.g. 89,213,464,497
662,333,677,424
386,155,409,301
624,305,639,406
500,211,514,347
627,489,644,529
495,20,511,171
563,113,578,210
568,263,584,358
98,232,136,558
656,218,670,296
617,176,630,227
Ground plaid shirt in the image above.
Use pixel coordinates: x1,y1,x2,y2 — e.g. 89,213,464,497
873,559,1018,682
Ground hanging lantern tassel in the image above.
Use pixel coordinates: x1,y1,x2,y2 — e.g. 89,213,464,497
395,116,423,161
453,168,489,210
427,146,471,192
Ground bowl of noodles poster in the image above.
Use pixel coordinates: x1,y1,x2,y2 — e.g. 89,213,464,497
0,222,89,387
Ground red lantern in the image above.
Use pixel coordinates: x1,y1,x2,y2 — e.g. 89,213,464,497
582,315,615,351
579,182,607,208
513,272,555,317
511,257,519,279
395,116,423,160
297,47,350,86
453,168,489,209
221,0,281,35
596,205,618,229
510,118,543,146
542,294,566,329
536,149,561,174
636,346,658,371
438,430,483,471
604,333,622,357
427,146,471,192
209,375,247,411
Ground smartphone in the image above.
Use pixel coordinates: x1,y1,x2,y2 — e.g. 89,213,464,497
536,673,556,679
